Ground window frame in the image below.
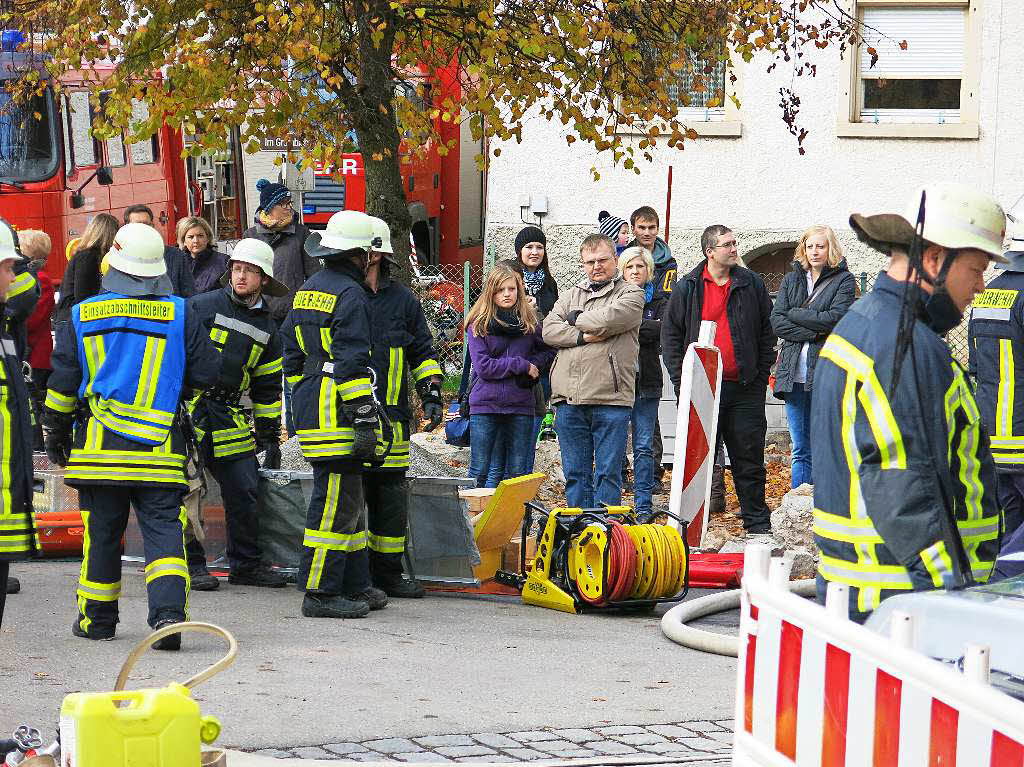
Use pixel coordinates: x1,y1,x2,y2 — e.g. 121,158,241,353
836,0,983,139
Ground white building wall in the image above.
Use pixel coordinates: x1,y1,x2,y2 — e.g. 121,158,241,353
484,0,1023,286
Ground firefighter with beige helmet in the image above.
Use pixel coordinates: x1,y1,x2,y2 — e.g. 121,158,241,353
812,183,1006,621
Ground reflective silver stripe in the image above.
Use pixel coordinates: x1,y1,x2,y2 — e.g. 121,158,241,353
971,308,1012,321
213,313,271,344
819,558,914,586
76,583,121,599
0,339,15,356
145,563,190,582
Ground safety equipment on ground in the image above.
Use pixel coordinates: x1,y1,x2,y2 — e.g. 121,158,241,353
261,441,282,470
104,222,168,278
0,218,24,263
851,182,1007,262
60,622,235,766
496,504,688,614
349,401,379,460
303,210,380,259
224,237,289,297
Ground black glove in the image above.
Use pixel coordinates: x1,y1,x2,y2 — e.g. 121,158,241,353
417,380,443,432
346,400,378,460
566,309,583,326
261,441,282,470
43,422,71,467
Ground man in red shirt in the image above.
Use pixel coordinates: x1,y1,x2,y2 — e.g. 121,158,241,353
661,225,776,533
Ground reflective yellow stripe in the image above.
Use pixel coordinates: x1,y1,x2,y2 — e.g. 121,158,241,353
100,397,175,426
144,557,189,584
387,347,404,406
306,472,341,590
253,400,281,418
45,389,76,413
338,377,372,401
286,374,302,386
320,328,332,353
811,508,884,544
818,554,914,596
411,359,442,382
920,541,955,588
254,357,283,377
83,335,105,397
367,533,405,553
294,326,306,354
304,528,368,551
997,339,1014,437
76,578,122,602
7,271,34,298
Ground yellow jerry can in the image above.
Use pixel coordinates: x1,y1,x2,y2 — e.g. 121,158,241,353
58,622,235,767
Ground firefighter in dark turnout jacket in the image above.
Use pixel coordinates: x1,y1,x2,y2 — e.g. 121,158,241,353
282,210,386,619
364,217,443,598
968,228,1024,578
812,184,1005,621
0,219,37,627
43,223,220,649
186,238,288,588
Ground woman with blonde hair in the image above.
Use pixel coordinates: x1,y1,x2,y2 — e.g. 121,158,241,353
618,246,668,518
770,225,857,487
465,263,554,488
176,216,226,294
53,212,119,324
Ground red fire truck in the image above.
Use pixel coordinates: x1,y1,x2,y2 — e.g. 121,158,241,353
0,41,484,282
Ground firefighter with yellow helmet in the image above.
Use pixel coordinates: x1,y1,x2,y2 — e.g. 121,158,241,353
0,217,36,627
43,222,221,649
282,210,386,619
812,183,1005,621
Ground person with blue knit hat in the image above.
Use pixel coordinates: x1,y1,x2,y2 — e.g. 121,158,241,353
598,211,630,255
242,178,319,435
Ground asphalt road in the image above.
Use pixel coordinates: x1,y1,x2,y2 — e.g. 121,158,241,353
0,561,739,751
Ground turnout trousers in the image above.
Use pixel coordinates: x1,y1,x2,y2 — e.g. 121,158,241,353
299,461,370,595
363,469,409,582
204,442,262,572
75,485,190,634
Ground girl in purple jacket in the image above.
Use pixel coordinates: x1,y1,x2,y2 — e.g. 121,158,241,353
465,263,554,488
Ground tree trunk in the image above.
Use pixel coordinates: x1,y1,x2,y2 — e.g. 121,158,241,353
348,10,413,286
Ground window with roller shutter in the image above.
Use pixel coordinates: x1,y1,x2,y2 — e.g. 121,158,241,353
837,0,983,139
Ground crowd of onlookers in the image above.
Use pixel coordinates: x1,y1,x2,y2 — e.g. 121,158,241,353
464,208,856,536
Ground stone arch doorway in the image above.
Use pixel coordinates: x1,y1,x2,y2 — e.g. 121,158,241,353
744,241,796,294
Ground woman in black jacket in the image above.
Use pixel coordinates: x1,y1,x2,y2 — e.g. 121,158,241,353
770,225,857,488
620,246,667,519
176,216,227,294
53,212,119,325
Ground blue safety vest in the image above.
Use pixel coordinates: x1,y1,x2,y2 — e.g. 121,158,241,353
71,293,186,446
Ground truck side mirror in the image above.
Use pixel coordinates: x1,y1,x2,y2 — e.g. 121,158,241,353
69,166,114,209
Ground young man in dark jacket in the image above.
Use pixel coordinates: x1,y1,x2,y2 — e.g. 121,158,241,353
662,225,776,534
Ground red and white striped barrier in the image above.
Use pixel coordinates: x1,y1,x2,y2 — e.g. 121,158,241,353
734,545,1024,767
668,320,723,547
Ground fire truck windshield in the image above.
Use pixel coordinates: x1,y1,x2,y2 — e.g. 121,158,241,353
0,86,58,184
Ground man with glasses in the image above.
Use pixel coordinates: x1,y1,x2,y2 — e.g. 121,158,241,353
662,225,776,534
543,234,645,508
242,179,319,436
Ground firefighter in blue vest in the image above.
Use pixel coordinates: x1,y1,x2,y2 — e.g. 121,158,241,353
969,227,1024,578
363,217,443,599
282,210,386,619
186,238,288,588
43,222,220,649
0,219,36,625
812,183,1005,621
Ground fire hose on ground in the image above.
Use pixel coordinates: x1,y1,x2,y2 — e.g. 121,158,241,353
660,563,818,657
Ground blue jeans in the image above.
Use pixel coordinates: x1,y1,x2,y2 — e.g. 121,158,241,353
528,374,552,472
630,396,660,516
555,403,632,508
469,414,536,488
785,383,812,488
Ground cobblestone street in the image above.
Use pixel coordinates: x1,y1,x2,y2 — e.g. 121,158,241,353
250,719,734,763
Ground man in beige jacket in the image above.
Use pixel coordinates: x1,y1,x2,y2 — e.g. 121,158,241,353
543,234,644,508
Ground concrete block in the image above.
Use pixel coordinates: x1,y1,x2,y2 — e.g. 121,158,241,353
415,735,476,748
506,731,560,742
613,733,668,745
550,729,598,743
646,724,697,738
362,738,423,753
471,733,522,749
435,746,498,758
583,741,639,755
323,743,371,755
504,748,550,760
292,746,340,759
395,752,455,763
593,725,647,736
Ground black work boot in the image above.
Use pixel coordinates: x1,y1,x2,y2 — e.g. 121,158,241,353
189,564,220,592
376,576,425,599
5,575,19,594
347,586,388,610
151,618,182,652
228,564,287,588
71,620,115,641
302,592,370,619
